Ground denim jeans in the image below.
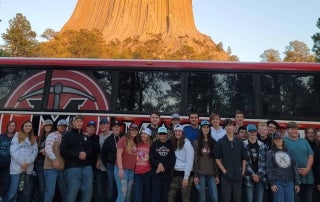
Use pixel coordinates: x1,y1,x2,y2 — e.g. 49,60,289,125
43,169,66,202
151,176,171,202
273,180,294,202
5,174,33,202
0,168,10,200
114,166,134,202
245,181,264,202
95,170,108,202
106,163,117,201
64,166,93,202
134,170,151,202
198,174,219,202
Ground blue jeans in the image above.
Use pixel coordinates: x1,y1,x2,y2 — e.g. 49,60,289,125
134,171,151,202
5,174,33,202
44,169,66,202
245,181,264,202
273,180,294,202
151,175,171,202
198,174,218,202
106,163,117,201
114,166,134,202
95,170,108,202
64,166,93,202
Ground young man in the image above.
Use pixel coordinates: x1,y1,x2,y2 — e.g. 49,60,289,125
243,124,268,202
215,119,247,202
60,116,93,202
258,122,272,150
147,112,161,141
285,121,314,202
183,112,200,146
210,113,226,142
234,110,245,135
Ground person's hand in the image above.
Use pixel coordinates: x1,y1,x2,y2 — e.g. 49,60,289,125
271,185,278,192
96,161,100,170
298,168,308,176
252,174,260,183
52,159,61,170
295,185,300,193
118,169,124,179
182,179,188,188
79,152,86,160
193,177,199,185
40,148,46,155
215,177,220,184
21,163,28,172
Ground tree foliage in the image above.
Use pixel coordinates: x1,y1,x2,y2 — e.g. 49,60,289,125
260,49,281,62
283,40,315,62
41,28,58,41
1,13,38,57
312,18,320,62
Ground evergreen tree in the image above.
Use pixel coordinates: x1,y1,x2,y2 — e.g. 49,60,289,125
1,13,38,56
312,18,320,62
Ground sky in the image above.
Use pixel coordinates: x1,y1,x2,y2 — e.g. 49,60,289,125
0,0,319,62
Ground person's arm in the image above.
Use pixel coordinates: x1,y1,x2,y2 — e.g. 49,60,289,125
299,154,313,176
215,159,226,174
116,148,124,179
45,133,56,160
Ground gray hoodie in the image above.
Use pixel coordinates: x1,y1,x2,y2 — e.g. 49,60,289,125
10,133,38,174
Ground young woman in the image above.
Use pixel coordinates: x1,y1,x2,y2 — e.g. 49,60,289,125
114,123,139,202
193,120,219,202
5,120,38,202
0,121,16,201
266,132,300,202
35,119,54,201
134,127,153,202
167,124,194,202
149,126,176,202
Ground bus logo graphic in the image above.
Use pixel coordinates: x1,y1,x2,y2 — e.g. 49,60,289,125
2,70,109,131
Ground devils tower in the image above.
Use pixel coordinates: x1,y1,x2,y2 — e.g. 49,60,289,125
61,0,231,60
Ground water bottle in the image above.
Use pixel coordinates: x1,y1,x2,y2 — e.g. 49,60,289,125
195,183,201,191
18,173,26,191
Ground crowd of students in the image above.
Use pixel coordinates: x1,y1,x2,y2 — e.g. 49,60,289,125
0,111,320,202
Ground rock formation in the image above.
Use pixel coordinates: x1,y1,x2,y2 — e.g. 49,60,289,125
61,0,231,60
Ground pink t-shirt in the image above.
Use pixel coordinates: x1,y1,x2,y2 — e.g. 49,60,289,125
117,137,137,170
135,142,151,174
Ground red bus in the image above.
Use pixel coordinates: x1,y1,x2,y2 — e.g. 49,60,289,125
1,57,320,135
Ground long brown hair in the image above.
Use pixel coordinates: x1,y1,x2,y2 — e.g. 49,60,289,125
172,130,185,150
18,120,36,145
125,129,139,153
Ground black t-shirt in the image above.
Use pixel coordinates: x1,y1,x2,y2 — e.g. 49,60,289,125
248,141,259,173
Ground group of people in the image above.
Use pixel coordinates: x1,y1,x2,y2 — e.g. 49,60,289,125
0,110,320,202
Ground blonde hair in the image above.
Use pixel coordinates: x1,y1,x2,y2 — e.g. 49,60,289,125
258,122,267,128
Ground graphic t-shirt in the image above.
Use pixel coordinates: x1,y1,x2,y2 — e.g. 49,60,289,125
117,137,137,170
248,141,259,173
135,142,151,174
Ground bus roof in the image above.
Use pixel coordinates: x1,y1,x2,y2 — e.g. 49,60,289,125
1,57,320,71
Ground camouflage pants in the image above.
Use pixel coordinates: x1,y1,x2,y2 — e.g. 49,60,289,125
167,176,193,202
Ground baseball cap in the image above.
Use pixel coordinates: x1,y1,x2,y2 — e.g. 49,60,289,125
171,113,180,120
272,132,282,139
87,120,96,127
158,126,168,134
57,119,68,126
141,127,152,136
44,119,53,125
99,118,109,124
247,124,257,132
286,122,298,129
111,120,121,127
129,123,139,130
173,124,184,131
200,120,210,127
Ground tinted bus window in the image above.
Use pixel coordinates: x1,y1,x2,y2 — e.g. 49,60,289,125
188,72,254,116
0,69,44,110
117,71,181,112
261,74,320,118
